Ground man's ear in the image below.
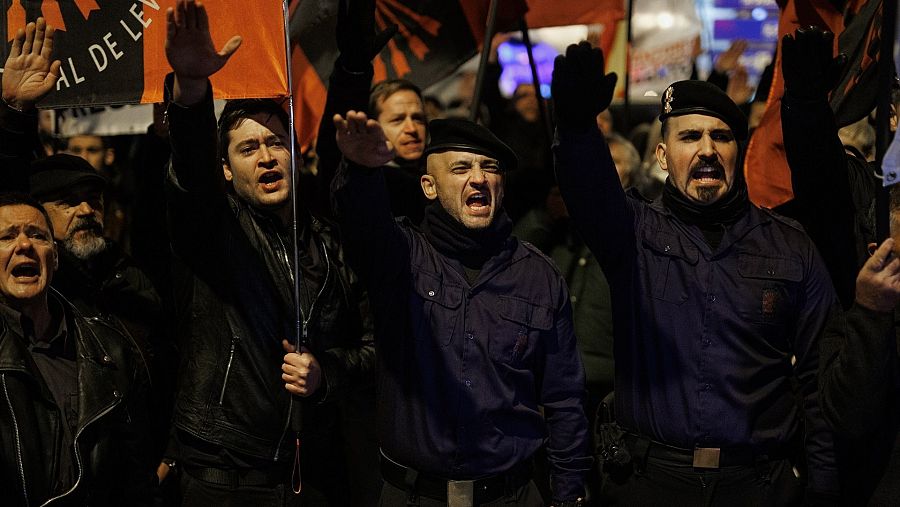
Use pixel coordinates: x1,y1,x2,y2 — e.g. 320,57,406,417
421,174,437,200
655,142,669,172
222,160,234,182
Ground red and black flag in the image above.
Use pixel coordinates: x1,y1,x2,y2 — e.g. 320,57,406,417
289,0,624,148
745,0,884,208
1,0,289,107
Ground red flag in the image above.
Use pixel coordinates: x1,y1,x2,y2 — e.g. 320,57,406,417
745,0,883,209
2,0,289,108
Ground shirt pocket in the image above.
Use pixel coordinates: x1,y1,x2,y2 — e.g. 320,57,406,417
736,254,802,327
642,229,699,305
412,270,463,346
490,295,554,367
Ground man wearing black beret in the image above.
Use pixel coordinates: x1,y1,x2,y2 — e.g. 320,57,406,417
332,112,591,506
552,42,840,504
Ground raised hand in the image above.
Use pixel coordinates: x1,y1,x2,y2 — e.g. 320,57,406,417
856,239,900,313
551,41,618,131
2,18,61,111
781,26,847,101
714,39,748,74
336,0,397,72
165,0,241,103
333,110,395,168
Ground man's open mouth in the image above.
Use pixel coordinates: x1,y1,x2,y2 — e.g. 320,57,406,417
10,263,39,279
259,171,284,190
466,192,491,212
691,165,724,182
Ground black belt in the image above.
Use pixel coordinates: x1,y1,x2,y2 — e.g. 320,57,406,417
380,452,531,504
623,433,790,469
184,465,289,488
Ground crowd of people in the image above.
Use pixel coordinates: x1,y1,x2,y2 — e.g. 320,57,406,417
0,1,898,506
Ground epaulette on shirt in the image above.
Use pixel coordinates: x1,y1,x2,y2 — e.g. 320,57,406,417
626,186,654,203
758,206,808,234
518,240,565,278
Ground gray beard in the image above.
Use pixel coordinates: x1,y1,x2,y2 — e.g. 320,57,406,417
64,234,106,260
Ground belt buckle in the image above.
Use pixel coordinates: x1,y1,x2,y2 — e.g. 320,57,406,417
693,447,721,468
447,480,474,507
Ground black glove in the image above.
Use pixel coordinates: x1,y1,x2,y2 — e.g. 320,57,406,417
551,41,617,131
336,0,398,72
781,26,847,102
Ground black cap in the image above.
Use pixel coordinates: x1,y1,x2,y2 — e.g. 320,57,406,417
423,118,518,172
658,80,748,140
29,154,107,201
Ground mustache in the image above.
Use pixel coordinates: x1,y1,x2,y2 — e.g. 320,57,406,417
71,217,103,235
691,160,725,172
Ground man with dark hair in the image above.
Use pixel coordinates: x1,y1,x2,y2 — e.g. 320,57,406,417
0,191,157,506
164,2,374,505
332,110,591,506
552,42,839,504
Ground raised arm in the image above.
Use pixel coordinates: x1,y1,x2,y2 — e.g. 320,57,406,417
331,110,409,290
551,42,634,272
313,0,395,217
0,18,61,192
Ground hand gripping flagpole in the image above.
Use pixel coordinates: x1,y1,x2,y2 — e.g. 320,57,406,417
282,0,305,495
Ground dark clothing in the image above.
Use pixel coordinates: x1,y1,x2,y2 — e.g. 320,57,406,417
333,161,591,502
0,103,37,193
601,453,804,507
165,78,375,502
780,94,878,310
379,474,544,507
819,304,900,504
554,127,839,494
315,60,428,225
179,467,303,507
0,296,157,506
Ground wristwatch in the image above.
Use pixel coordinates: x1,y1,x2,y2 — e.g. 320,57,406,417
551,498,584,507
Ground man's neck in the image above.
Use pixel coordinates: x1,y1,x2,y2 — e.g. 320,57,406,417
17,295,53,343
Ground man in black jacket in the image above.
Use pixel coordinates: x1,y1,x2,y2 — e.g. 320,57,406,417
164,2,375,505
0,191,157,506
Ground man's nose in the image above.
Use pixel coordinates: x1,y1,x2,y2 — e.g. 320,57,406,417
401,117,417,134
470,166,487,185
76,201,95,215
258,145,277,165
14,232,34,252
698,134,717,158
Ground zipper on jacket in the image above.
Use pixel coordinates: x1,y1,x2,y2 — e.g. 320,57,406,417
274,239,331,462
219,337,238,405
40,397,120,507
2,374,29,507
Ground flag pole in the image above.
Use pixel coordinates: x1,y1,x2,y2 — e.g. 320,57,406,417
469,0,500,122
519,18,553,142
282,0,305,491
876,0,897,241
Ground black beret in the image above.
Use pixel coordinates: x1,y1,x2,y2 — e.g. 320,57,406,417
423,118,518,172
658,80,748,140
29,154,106,201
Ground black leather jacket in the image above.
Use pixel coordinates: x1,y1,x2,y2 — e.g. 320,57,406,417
166,80,375,463
0,294,156,506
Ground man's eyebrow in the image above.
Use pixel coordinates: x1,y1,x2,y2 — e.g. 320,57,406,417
676,128,701,136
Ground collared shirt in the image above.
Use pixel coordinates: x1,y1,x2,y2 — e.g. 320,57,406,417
554,128,838,492
335,163,590,501
0,297,78,489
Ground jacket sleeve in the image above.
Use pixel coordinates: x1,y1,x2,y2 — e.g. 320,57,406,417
0,103,39,193
312,59,374,219
553,126,636,276
540,273,591,502
781,94,862,309
331,159,410,293
792,243,841,494
164,73,227,263
818,303,896,439
316,236,377,402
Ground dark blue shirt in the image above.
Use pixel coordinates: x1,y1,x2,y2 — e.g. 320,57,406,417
334,163,591,501
555,128,839,492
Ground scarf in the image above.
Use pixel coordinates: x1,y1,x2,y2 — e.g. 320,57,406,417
421,201,512,270
662,176,750,248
